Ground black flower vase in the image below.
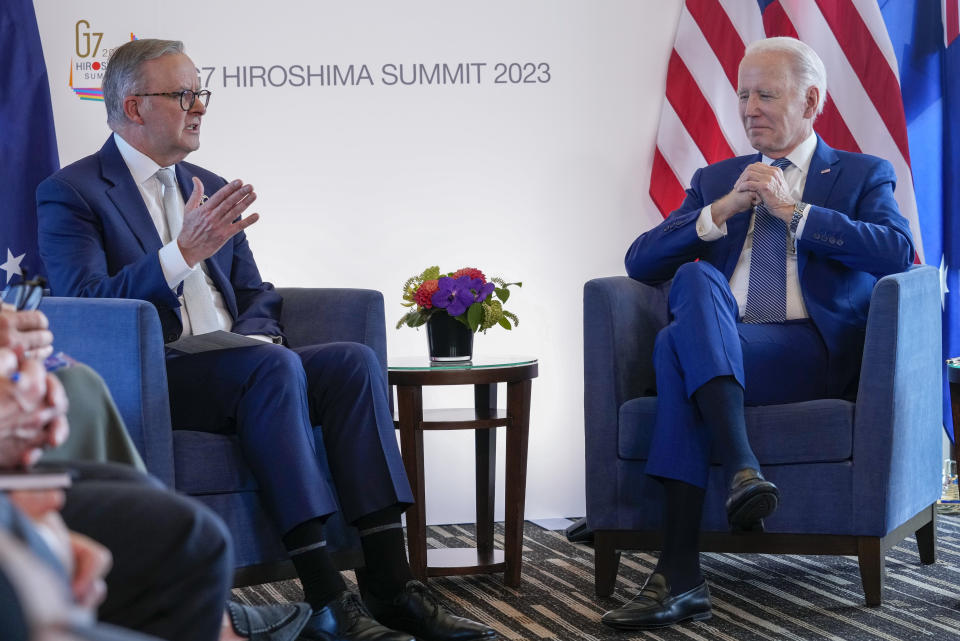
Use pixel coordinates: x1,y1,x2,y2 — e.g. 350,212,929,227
426,313,474,361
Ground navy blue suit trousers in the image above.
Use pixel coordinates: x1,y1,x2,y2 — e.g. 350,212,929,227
644,262,832,488
165,341,412,534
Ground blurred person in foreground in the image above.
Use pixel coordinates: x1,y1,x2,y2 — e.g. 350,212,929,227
0,311,311,641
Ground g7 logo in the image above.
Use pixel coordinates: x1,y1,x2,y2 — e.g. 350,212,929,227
75,20,103,58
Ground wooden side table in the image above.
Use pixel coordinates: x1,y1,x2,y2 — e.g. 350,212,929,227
948,360,960,478
388,357,538,586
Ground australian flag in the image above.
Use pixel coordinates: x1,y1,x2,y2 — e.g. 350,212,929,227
0,0,59,285
882,1,960,439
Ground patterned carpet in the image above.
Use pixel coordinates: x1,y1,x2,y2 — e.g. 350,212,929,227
234,514,960,640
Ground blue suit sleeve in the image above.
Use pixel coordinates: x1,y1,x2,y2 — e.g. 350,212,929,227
37,176,181,307
625,167,714,284
226,229,284,338
798,159,915,277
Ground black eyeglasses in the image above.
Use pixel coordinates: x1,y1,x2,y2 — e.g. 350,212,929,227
2,271,46,312
133,89,212,111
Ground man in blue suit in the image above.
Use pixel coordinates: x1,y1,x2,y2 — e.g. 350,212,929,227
602,37,914,630
36,39,493,641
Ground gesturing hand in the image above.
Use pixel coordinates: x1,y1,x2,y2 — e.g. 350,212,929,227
710,161,796,227
735,162,795,221
177,177,260,267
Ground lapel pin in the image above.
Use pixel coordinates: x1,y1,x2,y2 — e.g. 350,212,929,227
820,168,831,174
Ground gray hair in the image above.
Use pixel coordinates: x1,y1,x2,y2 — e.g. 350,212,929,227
743,37,828,116
103,39,185,127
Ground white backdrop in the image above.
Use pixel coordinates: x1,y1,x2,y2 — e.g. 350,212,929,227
33,0,682,524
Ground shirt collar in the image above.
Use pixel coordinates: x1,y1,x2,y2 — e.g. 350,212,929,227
113,132,174,186
761,131,817,174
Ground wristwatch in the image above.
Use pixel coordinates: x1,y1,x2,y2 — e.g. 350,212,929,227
789,202,806,234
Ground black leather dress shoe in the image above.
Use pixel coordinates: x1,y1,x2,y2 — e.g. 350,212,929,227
725,468,779,529
298,591,414,641
363,580,496,641
225,601,312,641
601,573,711,630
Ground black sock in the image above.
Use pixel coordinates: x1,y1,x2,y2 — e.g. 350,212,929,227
693,375,758,485
354,508,413,600
283,517,346,610
654,479,705,594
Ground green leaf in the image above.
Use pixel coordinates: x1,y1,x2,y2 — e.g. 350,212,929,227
498,317,512,330
467,304,483,332
495,287,509,303
403,309,429,328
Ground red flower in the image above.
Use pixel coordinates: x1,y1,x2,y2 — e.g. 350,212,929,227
414,280,439,308
451,267,486,282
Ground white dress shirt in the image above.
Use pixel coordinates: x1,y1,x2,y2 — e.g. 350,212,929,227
113,133,234,336
695,132,818,320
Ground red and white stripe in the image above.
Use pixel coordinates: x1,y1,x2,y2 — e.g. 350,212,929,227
649,0,923,261
946,0,960,48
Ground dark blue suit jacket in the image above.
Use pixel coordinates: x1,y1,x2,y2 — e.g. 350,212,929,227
36,136,283,344
625,138,915,396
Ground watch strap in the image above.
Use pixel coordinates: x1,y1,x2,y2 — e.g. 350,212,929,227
789,202,806,234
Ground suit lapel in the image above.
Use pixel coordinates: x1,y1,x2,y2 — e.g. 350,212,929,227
100,136,163,254
801,138,840,207
797,138,839,284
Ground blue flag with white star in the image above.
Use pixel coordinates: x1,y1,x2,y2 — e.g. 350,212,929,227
882,1,960,440
0,0,59,285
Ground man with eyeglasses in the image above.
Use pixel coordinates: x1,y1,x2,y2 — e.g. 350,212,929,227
37,38,494,641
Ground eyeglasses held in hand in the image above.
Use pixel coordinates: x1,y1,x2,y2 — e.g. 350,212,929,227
132,88,212,111
2,272,47,311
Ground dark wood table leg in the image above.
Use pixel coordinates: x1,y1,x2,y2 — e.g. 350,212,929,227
951,381,960,482
474,383,497,560
503,378,532,586
396,384,427,581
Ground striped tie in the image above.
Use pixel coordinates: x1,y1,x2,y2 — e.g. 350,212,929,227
742,157,792,324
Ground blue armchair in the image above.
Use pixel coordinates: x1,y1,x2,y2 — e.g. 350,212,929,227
40,288,387,585
583,265,942,605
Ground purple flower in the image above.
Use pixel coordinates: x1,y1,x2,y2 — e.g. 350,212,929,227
476,281,495,302
432,276,488,316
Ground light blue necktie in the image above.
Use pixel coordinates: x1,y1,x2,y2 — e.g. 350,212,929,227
156,168,222,336
742,157,792,324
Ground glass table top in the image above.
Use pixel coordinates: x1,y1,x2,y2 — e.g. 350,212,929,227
388,356,537,371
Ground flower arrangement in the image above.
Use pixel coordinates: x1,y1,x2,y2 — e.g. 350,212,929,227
397,266,521,333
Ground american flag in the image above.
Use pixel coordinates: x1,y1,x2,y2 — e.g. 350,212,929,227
649,0,922,259
649,0,960,434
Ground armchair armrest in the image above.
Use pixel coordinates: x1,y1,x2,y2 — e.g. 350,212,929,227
39,297,175,486
852,265,942,533
583,276,670,522
277,288,387,370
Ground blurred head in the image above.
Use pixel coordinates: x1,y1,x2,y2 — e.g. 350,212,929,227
737,37,826,157
103,39,206,166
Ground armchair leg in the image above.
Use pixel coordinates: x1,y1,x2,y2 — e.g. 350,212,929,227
594,531,621,597
857,537,885,606
915,504,937,565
